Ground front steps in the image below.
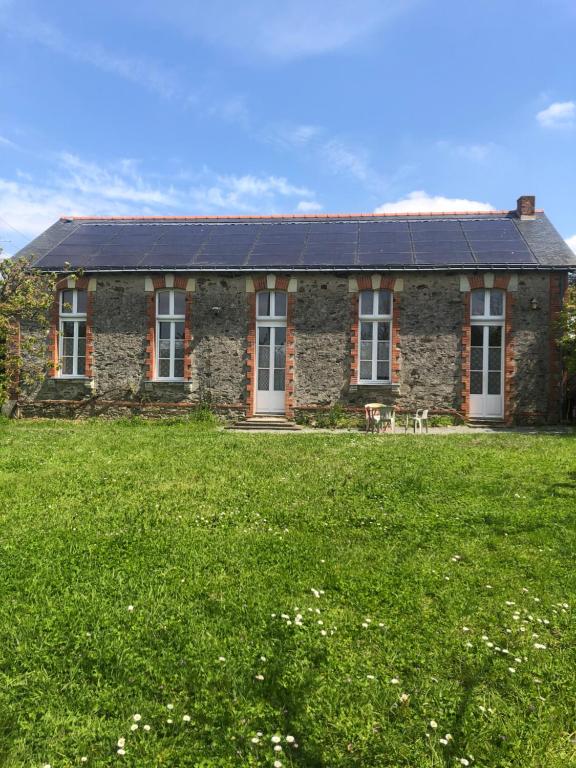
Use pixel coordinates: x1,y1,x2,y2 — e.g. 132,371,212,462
226,415,302,432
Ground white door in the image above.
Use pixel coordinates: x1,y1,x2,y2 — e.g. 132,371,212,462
469,323,504,418
256,322,286,413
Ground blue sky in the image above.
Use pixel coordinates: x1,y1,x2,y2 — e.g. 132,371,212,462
1,0,575,255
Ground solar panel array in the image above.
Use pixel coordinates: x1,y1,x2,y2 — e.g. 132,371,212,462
32,216,539,271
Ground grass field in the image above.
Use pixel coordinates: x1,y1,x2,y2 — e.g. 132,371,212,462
0,420,575,768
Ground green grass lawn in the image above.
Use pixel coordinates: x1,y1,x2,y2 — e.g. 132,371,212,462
0,420,575,768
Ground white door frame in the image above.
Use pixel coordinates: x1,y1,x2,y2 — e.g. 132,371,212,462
255,319,286,414
469,321,505,419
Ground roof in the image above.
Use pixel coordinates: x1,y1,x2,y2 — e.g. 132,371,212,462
15,210,576,272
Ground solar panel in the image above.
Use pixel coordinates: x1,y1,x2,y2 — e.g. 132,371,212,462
30,214,548,270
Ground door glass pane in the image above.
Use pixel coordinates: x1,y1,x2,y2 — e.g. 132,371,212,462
489,290,504,317
258,368,270,390
76,290,87,314
173,359,184,378
257,292,271,317
489,326,502,346
259,345,270,367
471,347,483,370
488,348,501,370
61,290,74,314
273,369,285,391
360,322,373,341
470,371,483,394
488,372,501,395
173,292,185,316
159,321,171,339
159,359,170,377
274,292,287,318
157,291,170,316
360,361,372,380
174,322,185,340
359,290,374,316
471,290,485,317
274,344,286,369
377,322,390,341
471,325,483,346
378,290,392,316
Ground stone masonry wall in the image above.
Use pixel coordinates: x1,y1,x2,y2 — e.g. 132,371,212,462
17,270,563,423
511,273,551,420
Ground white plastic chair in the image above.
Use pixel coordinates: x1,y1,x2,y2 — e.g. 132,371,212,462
405,408,429,434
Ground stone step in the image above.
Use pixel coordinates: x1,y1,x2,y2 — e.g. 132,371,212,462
226,418,302,432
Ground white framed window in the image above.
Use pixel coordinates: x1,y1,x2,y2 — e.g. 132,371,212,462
256,290,287,320
59,288,87,377
470,288,505,319
156,290,186,380
358,289,392,383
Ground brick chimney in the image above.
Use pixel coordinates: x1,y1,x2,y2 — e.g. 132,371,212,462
516,195,536,219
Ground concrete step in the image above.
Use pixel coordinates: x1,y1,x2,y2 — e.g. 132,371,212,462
226,417,302,432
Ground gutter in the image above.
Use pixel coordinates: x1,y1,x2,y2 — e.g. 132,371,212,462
35,264,576,274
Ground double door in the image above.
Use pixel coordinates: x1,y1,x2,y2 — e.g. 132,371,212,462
256,322,286,413
469,323,504,418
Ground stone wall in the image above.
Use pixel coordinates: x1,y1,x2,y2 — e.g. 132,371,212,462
17,270,564,423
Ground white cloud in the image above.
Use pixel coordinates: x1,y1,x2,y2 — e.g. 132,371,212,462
436,140,496,162
0,152,320,250
296,200,324,214
0,8,189,102
0,134,17,149
374,191,494,214
321,139,375,184
137,0,420,59
566,235,576,253
536,101,576,128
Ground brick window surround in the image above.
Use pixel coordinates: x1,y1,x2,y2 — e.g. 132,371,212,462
49,277,94,378
246,275,295,418
349,276,401,386
461,274,514,423
145,275,193,381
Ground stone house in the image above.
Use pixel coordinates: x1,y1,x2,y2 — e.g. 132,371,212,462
13,195,576,423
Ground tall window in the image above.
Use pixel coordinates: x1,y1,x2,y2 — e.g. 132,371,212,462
470,288,505,399
59,288,87,376
156,290,186,380
358,289,392,383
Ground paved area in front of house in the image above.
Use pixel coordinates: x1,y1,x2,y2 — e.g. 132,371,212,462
223,425,575,435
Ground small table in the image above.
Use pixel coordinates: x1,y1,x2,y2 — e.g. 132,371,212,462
364,403,396,433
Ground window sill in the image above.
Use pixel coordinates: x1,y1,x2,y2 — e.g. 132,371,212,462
49,377,95,390
349,382,400,392
144,380,193,391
